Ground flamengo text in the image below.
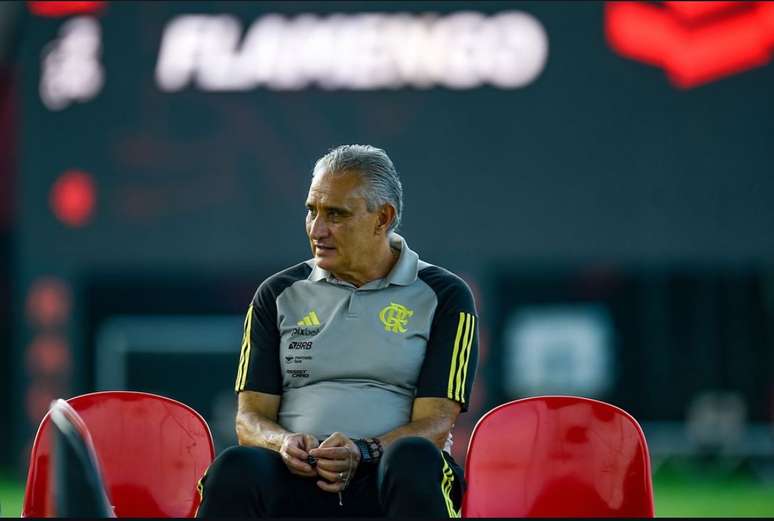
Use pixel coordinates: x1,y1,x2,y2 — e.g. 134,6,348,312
155,11,548,91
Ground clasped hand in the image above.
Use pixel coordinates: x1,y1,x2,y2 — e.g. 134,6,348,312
279,431,361,493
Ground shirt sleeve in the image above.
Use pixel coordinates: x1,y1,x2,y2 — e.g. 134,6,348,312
234,282,282,395
415,272,479,411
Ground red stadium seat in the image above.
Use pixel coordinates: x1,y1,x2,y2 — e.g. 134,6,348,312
462,396,655,517
23,391,215,517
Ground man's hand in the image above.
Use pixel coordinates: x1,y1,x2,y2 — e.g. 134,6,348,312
279,433,320,477
308,432,361,493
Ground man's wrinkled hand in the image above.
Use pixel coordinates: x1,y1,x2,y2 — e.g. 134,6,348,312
308,432,361,493
279,433,319,477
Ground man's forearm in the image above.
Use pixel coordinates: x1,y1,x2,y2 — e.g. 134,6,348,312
376,397,460,450
377,415,453,450
235,410,290,451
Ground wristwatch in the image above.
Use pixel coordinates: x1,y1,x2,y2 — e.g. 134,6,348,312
354,437,383,464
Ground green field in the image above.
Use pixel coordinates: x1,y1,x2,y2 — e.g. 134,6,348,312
652,466,774,517
0,473,23,518
2,466,773,517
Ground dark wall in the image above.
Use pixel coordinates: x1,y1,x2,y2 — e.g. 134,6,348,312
0,62,17,467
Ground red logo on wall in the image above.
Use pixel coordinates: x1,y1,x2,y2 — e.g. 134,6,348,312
605,1,774,88
28,1,105,17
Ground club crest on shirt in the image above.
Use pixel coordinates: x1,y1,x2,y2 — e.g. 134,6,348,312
379,302,414,334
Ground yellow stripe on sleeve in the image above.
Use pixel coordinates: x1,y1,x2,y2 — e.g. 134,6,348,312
235,304,253,391
454,313,472,402
447,312,466,399
239,306,254,390
459,315,475,403
234,306,250,391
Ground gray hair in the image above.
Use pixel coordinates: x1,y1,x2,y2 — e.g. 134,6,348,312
312,144,404,232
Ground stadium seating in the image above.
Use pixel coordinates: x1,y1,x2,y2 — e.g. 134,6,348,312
462,395,655,517
22,391,215,517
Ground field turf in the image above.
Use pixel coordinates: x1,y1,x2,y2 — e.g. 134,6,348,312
2,466,773,517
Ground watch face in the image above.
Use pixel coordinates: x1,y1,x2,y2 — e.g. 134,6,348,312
356,440,370,462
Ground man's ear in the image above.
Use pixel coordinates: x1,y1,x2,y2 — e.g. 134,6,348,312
375,204,396,233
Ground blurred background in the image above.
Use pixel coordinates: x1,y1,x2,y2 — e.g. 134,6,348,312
1,0,774,516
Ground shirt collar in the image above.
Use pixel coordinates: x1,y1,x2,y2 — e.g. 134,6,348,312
308,233,419,287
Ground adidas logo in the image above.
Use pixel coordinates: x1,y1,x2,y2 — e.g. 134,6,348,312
297,311,321,326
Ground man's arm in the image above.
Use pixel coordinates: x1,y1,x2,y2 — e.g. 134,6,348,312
235,390,284,449
236,390,319,477
378,397,461,449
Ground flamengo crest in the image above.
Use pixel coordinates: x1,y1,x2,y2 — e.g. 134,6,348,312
379,303,414,334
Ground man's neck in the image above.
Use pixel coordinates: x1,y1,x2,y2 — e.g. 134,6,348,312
332,239,399,288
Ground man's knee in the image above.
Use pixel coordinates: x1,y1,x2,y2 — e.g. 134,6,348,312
203,445,283,493
379,437,441,484
198,446,287,517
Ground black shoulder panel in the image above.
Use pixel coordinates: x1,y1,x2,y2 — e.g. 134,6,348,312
417,265,477,316
253,262,312,304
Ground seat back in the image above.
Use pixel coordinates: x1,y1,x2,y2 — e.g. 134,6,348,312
23,391,215,517
49,399,115,517
462,396,654,517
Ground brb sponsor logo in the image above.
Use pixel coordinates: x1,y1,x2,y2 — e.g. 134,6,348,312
605,1,774,88
288,341,313,350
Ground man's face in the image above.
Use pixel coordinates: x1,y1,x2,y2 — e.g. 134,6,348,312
305,170,382,279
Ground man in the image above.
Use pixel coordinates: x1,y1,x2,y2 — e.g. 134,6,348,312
197,145,478,518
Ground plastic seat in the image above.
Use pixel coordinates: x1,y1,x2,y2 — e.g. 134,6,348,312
23,391,215,517
462,396,655,517
48,399,114,517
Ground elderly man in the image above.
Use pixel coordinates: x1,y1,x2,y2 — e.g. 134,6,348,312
196,145,478,518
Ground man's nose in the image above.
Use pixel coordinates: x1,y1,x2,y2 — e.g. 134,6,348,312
308,214,329,239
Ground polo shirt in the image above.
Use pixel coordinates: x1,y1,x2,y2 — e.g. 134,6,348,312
235,234,478,450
